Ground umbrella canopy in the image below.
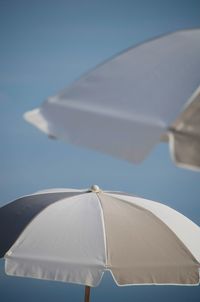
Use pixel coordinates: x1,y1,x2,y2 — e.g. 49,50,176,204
168,88,200,170
24,28,200,171
1,186,200,298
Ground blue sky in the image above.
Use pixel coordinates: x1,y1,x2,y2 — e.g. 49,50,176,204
0,0,200,301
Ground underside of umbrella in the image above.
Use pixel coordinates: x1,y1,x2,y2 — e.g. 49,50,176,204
168,88,200,171
1,186,199,287
24,28,200,170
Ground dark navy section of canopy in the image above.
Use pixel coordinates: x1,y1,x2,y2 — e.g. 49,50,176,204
0,192,84,258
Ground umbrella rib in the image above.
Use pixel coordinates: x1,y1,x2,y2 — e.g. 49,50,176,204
95,193,108,269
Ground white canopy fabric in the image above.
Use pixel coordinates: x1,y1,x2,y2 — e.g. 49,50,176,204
24,28,200,170
1,186,200,287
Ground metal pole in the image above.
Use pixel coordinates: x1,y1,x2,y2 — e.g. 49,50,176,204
84,286,91,302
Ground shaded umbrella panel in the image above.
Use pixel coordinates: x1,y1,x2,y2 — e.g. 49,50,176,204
99,193,200,285
0,191,85,258
169,89,200,170
4,193,107,287
107,192,200,264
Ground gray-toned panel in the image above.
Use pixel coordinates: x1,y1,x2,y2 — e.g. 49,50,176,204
169,89,200,170
5,193,106,287
0,192,83,258
99,193,199,285
170,131,200,170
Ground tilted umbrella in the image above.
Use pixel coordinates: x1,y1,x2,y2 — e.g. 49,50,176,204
0,185,200,301
24,28,200,171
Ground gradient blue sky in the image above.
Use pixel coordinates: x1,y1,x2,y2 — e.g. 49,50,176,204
0,0,200,301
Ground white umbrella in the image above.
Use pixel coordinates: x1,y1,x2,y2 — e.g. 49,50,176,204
1,185,200,301
24,28,200,171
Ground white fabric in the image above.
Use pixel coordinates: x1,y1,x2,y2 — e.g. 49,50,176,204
25,108,49,133
35,188,86,194
24,29,200,164
108,193,200,263
5,193,106,286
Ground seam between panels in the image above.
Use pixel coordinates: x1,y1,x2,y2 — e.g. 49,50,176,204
104,193,200,266
96,193,108,269
4,192,87,258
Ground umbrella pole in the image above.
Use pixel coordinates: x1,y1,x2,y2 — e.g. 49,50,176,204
84,286,91,302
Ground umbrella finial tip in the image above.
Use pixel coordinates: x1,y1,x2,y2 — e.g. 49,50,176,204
90,185,100,192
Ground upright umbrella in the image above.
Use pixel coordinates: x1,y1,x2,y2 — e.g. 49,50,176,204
1,185,200,301
24,28,200,171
